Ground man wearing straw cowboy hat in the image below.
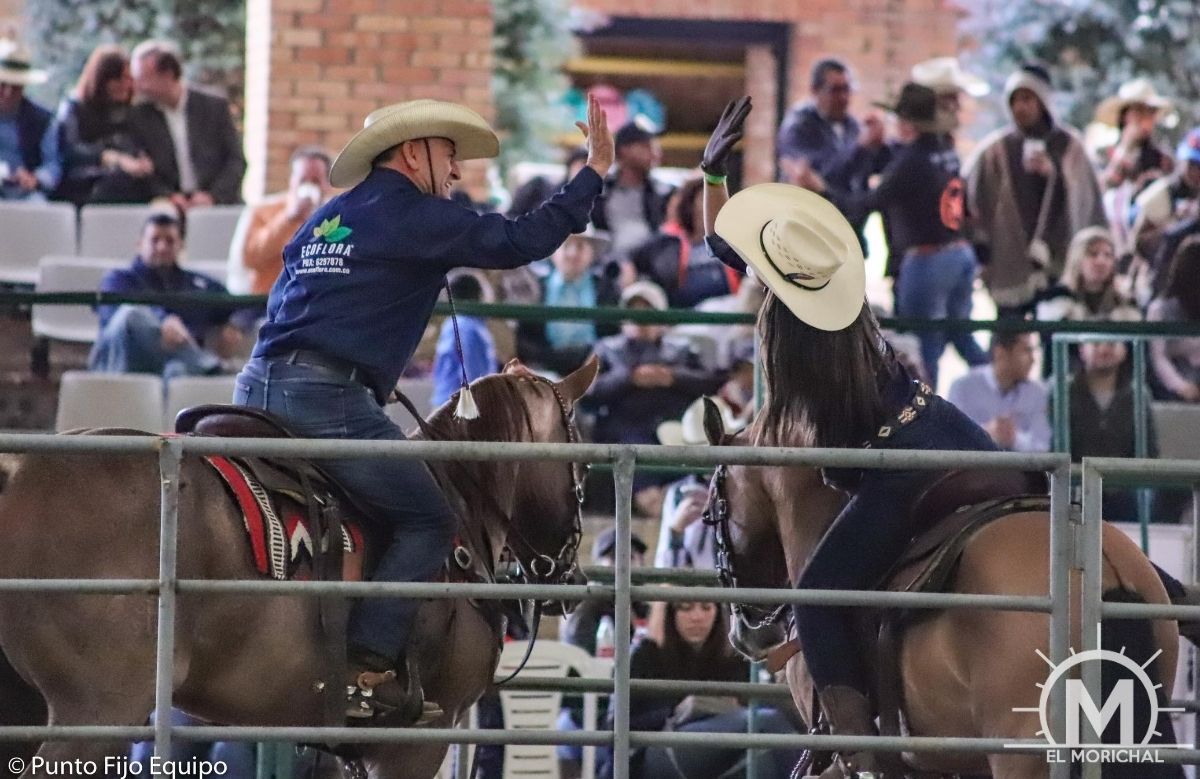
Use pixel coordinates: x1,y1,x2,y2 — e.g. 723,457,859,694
910,55,989,136
234,95,613,724
0,36,58,201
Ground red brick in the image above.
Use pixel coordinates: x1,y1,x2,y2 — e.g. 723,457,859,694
324,65,379,82
411,50,462,68
303,47,352,65
465,19,491,36
277,28,322,47
353,14,410,31
411,17,466,34
298,12,355,29
326,31,380,48
273,0,324,11
297,113,352,131
379,65,438,83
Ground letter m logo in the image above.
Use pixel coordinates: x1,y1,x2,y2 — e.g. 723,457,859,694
1065,679,1135,746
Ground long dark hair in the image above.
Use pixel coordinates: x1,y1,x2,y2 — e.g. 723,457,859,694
1164,236,1200,322
73,45,131,143
758,292,896,448
646,600,738,678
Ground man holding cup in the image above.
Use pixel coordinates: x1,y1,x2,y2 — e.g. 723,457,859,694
964,64,1106,317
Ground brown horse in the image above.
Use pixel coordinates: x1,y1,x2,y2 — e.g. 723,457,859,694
702,408,1181,779
0,358,597,779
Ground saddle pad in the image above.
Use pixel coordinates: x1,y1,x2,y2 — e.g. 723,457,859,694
205,455,364,580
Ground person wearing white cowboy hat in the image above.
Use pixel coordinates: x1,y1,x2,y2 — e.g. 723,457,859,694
911,56,989,134
1095,78,1176,191
0,37,58,201
233,95,613,726
771,83,988,386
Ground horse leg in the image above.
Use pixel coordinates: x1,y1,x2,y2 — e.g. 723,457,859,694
0,647,45,779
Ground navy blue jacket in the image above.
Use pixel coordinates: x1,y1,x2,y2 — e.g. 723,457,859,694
253,166,603,401
97,257,233,342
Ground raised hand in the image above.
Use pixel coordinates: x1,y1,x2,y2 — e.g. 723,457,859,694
575,94,614,177
701,96,752,176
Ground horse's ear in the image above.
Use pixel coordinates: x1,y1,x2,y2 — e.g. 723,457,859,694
702,397,726,446
556,354,599,404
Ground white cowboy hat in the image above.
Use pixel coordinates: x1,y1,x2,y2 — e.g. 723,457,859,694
329,99,500,188
565,223,611,255
1094,78,1172,127
714,184,865,331
911,57,988,98
0,39,47,87
656,396,740,446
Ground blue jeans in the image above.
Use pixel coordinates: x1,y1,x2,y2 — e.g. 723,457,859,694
895,243,988,388
795,394,997,694
233,358,455,659
129,709,255,778
88,305,221,378
634,708,801,779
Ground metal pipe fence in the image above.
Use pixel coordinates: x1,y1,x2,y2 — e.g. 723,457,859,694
0,433,1195,778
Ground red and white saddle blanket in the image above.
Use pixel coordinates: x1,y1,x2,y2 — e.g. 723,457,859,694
204,455,366,581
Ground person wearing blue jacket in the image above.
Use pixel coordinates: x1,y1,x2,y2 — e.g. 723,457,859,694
233,96,613,725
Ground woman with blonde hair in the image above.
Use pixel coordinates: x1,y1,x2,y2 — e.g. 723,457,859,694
1036,225,1140,323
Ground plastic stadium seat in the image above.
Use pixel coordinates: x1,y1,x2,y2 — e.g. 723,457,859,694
185,205,244,262
31,256,123,343
163,375,238,429
0,202,77,285
55,371,164,432
78,204,153,259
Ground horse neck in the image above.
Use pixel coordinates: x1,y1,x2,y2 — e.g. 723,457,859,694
429,442,522,571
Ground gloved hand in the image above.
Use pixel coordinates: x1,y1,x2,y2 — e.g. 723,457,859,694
700,96,752,177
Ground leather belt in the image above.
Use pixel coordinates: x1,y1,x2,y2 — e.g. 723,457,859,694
269,349,377,391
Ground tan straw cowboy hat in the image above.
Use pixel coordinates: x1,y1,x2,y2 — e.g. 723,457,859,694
911,57,988,97
656,396,740,446
1094,78,1172,127
329,99,500,188
715,184,864,331
0,39,47,86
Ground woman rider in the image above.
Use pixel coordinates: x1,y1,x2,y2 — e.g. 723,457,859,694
699,97,1199,779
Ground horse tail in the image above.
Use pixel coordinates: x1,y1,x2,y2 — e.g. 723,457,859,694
0,642,46,774
1090,587,1184,778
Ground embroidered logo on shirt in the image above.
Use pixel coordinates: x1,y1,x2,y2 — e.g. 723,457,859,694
312,214,353,243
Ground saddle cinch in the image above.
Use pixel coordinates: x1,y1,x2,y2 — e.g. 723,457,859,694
174,404,375,583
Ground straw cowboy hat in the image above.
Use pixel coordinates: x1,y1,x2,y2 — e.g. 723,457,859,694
329,99,500,188
715,184,864,331
0,39,47,87
656,396,741,446
1094,78,1172,128
911,57,988,97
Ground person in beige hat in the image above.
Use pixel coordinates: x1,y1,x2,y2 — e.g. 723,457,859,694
0,37,58,201
1095,78,1176,192
911,55,988,134
233,95,613,725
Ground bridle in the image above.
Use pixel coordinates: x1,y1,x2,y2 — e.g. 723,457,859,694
702,463,789,632
497,374,587,593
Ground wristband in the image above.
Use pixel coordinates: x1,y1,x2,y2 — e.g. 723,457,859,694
703,171,727,186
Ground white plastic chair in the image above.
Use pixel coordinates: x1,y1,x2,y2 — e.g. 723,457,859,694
164,375,238,430
185,205,245,262
491,640,601,779
55,371,164,432
0,202,77,284
31,256,124,343
1151,402,1200,460
78,204,153,259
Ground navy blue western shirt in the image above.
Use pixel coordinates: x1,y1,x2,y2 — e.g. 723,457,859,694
253,165,603,400
97,256,233,342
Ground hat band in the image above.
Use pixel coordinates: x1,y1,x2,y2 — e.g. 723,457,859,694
0,59,31,72
758,222,832,292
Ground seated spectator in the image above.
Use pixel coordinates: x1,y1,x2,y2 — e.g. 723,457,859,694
89,212,244,378
238,146,333,295
587,281,724,517
1147,236,1200,401
53,44,155,206
431,272,498,407
1069,340,1161,522
653,396,743,570
599,600,801,779
1096,79,1174,194
129,39,245,208
590,121,673,267
516,227,618,377
631,177,740,308
1134,127,1200,303
1036,226,1140,323
0,38,58,201
948,331,1051,452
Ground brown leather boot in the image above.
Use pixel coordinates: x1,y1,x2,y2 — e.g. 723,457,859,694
815,686,879,779
345,646,442,726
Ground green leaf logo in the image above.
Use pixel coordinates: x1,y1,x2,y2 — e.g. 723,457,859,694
312,214,353,243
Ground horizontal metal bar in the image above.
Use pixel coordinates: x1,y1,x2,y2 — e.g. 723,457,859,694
1101,601,1200,620
582,565,720,585
1086,457,1200,481
0,432,1069,471
0,578,159,593
496,676,794,700
630,585,1052,612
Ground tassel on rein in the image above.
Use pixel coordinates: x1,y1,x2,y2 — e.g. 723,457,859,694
454,384,480,420
446,274,481,421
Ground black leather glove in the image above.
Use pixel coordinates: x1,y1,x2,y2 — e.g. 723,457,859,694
701,96,752,177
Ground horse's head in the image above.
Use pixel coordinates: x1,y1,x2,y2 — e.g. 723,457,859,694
703,400,845,664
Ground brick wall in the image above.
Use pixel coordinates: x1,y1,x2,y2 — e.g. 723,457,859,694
251,0,494,194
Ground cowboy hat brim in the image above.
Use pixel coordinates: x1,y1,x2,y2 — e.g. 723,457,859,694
1094,94,1173,128
869,99,948,134
329,99,500,188
715,184,865,331
0,66,47,86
